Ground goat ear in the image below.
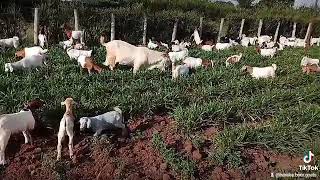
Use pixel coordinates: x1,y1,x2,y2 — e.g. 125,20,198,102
86,118,91,129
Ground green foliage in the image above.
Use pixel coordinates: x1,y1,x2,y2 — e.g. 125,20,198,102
152,133,196,177
1,0,319,44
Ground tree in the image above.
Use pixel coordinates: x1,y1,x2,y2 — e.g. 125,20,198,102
237,0,254,8
256,0,294,7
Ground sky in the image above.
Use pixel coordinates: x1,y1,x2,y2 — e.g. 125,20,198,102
212,0,319,7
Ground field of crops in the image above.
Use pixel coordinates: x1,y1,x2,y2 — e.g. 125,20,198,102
0,45,320,179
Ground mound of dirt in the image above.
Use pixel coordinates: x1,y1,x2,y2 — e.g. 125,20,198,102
0,115,303,179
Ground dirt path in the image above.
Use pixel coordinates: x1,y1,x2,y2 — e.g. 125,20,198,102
0,116,303,180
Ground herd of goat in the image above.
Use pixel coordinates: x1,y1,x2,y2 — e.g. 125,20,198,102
0,27,319,165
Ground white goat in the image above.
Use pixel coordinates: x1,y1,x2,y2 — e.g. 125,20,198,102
5,54,47,72
15,46,48,58
258,35,272,45
38,34,47,48
201,45,214,51
249,37,258,46
57,98,77,161
79,107,125,136
294,38,305,47
59,40,73,50
148,39,158,49
183,57,202,69
240,35,250,47
66,48,92,60
69,30,84,44
286,38,296,47
257,47,277,58
215,43,232,50
241,64,277,79
172,62,189,79
160,42,169,49
279,36,288,46
0,110,35,165
168,48,188,63
101,40,169,73
311,37,320,46
0,36,19,49
193,29,203,45
301,57,320,67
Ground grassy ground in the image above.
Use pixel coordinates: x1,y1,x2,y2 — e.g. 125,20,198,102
0,45,319,172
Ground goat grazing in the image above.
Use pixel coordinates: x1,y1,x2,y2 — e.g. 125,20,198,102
0,36,19,50
57,98,77,161
172,61,190,79
256,46,277,58
79,107,126,137
215,42,233,50
148,39,158,49
301,56,319,67
77,55,103,74
5,54,47,72
66,48,92,60
201,45,214,51
183,57,214,69
226,53,243,67
59,40,73,50
241,64,277,79
168,48,188,63
101,40,169,73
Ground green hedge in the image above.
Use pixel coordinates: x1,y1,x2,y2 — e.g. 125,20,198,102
0,0,319,45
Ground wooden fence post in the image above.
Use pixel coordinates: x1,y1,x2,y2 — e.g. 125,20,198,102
33,8,39,45
74,9,79,31
217,18,224,43
304,22,313,42
274,21,281,42
110,13,115,41
292,22,297,38
305,22,314,50
199,17,203,38
239,19,245,38
257,19,263,37
142,15,147,46
171,18,178,42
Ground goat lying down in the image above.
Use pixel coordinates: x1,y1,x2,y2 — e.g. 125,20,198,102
79,107,126,137
241,64,277,79
302,64,320,74
101,40,170,73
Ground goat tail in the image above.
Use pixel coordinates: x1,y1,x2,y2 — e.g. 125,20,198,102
272,64,277,71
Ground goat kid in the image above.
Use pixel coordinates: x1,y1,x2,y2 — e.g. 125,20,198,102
57,98,77,161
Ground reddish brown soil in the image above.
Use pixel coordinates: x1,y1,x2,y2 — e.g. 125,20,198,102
0,116,303,180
